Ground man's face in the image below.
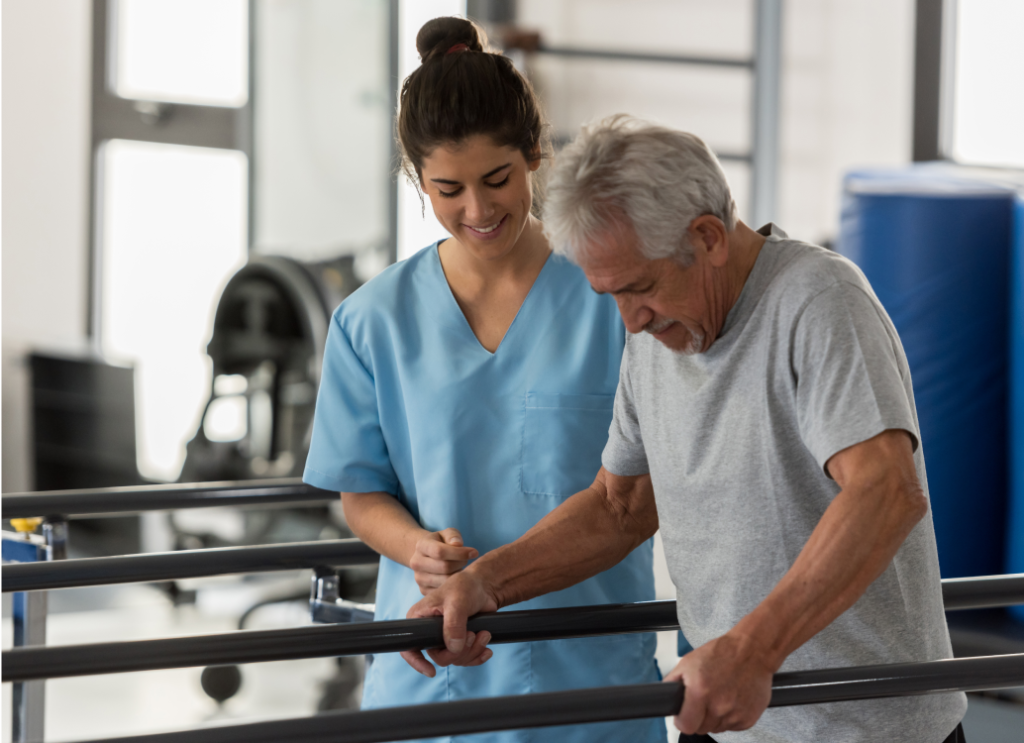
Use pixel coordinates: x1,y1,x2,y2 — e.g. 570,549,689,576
580,222,718,354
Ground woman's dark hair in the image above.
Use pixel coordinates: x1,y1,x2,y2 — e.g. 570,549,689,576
398,17,548,186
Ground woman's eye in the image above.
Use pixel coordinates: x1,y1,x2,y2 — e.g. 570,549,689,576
438,188,462,199
486,175,510,189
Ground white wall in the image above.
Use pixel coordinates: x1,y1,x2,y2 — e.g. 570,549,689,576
518,0,915,244
1,0,92,492
780,0,915,243
0,0,917,492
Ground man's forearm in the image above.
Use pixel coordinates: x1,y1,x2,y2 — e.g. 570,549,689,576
734,477,927,670
468,472,658,608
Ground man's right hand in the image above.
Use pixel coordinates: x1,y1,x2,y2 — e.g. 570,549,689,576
410,528,479,595
400,567,500,677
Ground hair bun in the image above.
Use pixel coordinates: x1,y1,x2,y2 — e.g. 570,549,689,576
417,17,487,62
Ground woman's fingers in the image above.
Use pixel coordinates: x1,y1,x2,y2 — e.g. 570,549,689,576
438,527,464,546
418,538,479,563
400,649,437,678
410,553,470,575
426,630,492,667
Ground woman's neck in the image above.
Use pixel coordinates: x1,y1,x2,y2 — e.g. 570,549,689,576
441,215,550,288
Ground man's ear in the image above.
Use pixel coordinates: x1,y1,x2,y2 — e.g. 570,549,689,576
690,215,729,267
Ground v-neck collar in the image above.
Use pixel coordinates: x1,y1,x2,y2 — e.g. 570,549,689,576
430,241,555,357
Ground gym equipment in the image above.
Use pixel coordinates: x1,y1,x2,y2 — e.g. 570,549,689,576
1008,194,1024,619
65,653,1024,743
4,478,1024,742
839,167,1018,578
1,478,332,520
180,256,356,484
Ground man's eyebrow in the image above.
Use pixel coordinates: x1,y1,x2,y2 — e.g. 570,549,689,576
429,163,512,184
590,278,650,295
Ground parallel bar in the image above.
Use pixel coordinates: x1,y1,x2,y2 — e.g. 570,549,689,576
74,683,683,743
2,601,680,682
942,573,1024,611
2,539,379,593
1,478,333,519
536,43,752,69
6,571,1024,681
69,654,1024,743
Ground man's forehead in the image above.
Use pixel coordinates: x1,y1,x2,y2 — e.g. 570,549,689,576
580,239,654,294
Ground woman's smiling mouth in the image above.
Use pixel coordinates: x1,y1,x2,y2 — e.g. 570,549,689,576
465,214,508,237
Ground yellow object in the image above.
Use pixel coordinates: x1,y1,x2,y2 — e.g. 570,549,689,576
10,518,42,533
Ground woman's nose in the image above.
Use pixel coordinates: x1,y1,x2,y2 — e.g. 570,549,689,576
464,188,496,224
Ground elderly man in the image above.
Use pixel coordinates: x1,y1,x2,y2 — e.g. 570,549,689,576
402,117,967,743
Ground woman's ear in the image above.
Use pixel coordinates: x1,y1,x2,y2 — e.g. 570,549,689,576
527,145,543,172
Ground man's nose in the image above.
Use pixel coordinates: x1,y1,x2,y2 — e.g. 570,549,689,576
615,295,653,335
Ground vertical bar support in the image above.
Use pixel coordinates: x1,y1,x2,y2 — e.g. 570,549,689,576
912,0,948,161
387,0,400,265
10,520,67,741
750,0,782,229
11,592,47,742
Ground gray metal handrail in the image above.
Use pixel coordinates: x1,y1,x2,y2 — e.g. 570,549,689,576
942,573,1024,611
5,572,1024,683
1,602,680,682
1,539,379,593
1,478,334,519
66,653,1024,743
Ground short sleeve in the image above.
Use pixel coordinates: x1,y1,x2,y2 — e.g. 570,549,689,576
793,280,920,476
601,343,650,476
303,314,399,494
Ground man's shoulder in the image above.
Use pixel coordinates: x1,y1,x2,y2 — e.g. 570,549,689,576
761,237,874,314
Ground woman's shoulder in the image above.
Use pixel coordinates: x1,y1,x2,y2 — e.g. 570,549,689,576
333,243,438,331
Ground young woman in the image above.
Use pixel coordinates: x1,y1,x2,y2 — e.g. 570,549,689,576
303,17,662,742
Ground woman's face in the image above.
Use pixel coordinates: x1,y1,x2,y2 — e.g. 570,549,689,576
419,135,541,261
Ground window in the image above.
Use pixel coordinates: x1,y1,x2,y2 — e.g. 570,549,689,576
92,0,251,480
947,0,1024,168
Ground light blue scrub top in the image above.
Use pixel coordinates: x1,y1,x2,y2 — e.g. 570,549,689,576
304,243,662,743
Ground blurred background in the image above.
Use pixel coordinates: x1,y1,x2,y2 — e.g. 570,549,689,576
2,0,1023,741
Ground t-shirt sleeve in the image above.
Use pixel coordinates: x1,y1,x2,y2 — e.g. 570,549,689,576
302,314,399,494
793,280,920,477
601,343,651,477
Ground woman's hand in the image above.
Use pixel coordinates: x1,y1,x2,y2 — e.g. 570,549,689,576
410,528,479,595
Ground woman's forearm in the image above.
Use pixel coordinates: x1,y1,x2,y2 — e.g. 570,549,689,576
341,491,430,567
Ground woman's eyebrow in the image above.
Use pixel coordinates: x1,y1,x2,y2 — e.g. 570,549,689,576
430,162,512,184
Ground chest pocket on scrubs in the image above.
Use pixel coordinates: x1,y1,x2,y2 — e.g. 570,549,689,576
521,393,615,497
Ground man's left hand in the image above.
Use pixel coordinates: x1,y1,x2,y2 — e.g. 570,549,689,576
663,631,774,735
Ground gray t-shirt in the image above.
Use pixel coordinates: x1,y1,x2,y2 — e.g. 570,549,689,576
603,225,966,743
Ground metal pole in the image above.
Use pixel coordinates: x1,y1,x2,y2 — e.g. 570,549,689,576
2,601,680,682
63,654,1024,743
750,0,782,228
2,478,333,519
9,521,64,742
11,591,47,742
534,44,752,69
3,539,379,593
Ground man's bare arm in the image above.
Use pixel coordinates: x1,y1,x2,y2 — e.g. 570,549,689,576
400,466,658,672
479,466,659,608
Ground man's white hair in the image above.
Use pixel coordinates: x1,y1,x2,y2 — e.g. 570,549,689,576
543,115,738,265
